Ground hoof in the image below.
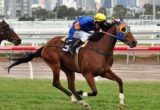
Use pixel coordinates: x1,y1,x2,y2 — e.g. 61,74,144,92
71,101,77,104
77,90,83,95
79,100,91,110
118,103,125,110
84,104,91,110
71,94,78,103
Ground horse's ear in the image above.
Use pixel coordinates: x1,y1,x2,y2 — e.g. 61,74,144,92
2,19,6,23
113,19,120,24
120,18,124,22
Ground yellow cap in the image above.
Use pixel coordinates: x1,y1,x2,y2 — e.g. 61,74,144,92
94,13,106,22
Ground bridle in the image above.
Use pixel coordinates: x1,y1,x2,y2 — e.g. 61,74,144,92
88,22,131,56
102,22,131,43
102,31,117,38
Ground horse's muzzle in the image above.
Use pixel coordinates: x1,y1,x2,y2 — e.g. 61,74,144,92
130,41,137,48
14,39,21,46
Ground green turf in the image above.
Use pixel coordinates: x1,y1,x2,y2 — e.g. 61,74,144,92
0,78,160,110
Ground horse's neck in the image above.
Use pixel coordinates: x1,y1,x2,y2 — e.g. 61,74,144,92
0,23,2,32
0,23,4,34
93,25,117,53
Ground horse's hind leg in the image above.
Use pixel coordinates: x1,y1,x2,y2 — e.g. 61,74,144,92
62,68,81,101
101,69,124,110
83,73,98,97
43,58,72,97
62,68,91,109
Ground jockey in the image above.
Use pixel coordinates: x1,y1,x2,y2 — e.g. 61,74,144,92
63,13,108,55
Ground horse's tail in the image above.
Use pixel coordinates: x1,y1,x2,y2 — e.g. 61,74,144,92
7,46,44,73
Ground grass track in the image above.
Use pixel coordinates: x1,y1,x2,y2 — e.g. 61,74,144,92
0,78,160,110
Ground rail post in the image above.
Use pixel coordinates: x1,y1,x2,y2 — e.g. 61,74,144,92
28,61,33,79
126,50,130,64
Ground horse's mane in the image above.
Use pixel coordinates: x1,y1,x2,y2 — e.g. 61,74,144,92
89,22,115,42
0,20,8,26
89,32,104,41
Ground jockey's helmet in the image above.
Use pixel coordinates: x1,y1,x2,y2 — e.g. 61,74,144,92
94,13,106,22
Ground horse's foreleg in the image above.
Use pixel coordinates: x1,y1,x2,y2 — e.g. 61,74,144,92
102,69,125,110
83,73,98,97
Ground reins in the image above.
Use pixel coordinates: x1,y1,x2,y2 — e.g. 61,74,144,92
102,31,117,38
88,30,117,57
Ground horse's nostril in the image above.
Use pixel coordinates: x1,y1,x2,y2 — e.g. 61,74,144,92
132,41,137,46
15,39,21,45
18,39,21,42
133,41,136,44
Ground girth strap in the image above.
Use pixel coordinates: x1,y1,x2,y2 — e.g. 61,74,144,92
74,54,80,72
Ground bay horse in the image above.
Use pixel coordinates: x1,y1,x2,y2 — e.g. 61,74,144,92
0,20,21,45
8,20,137,109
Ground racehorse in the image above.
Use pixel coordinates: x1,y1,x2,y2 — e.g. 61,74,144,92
0,20,21,45
8,20,137,110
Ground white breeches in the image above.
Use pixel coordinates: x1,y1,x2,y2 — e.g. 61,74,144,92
73,30,91,42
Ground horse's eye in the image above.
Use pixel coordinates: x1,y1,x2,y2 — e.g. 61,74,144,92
120,27,127,33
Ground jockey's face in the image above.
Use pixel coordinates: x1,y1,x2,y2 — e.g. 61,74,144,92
95,21,107,29
95,22,100,28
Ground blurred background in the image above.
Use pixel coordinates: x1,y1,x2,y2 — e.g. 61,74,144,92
0,0,160,20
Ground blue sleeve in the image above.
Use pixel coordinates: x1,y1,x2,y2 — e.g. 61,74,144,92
68,21,76,40
78,17,94,30
78,17,88,26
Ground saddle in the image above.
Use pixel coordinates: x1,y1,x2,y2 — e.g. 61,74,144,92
61,32,104,55
62,37,87,54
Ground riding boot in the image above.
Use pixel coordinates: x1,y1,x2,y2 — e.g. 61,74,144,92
70,39,83,56
62,39,73,52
